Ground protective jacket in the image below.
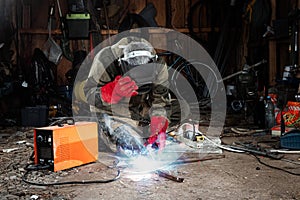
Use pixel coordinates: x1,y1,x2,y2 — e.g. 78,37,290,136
84,37,170,124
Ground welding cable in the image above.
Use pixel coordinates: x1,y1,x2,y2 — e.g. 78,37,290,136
252,154,300,176
24,163,51,171
29,151,35,161
22,164,121,186
201,135,245,153
197,131,300,175
269,149,300,154
280,158,300,165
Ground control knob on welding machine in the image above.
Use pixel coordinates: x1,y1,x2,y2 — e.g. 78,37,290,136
37,135,44,143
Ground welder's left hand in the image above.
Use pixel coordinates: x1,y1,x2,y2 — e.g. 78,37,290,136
145,116,169,151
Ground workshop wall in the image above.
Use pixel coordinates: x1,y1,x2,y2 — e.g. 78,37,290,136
1,0,300,125
16,0,212,86
1,0,299,87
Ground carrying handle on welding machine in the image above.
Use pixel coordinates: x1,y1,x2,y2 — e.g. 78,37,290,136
49,117,75,127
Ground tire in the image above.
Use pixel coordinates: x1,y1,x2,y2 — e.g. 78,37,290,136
170,59,218,107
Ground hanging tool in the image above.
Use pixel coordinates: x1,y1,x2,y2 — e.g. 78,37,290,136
221,59,267,82
56,0,73,61
43,3,62,65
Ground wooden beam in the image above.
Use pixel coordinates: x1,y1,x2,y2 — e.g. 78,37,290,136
269,1,277,86
19,28,219,35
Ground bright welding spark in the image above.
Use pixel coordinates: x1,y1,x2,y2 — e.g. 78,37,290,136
122,155,161,182
125,172,154,182
128,155,166,173
122,141,185,174
124,156,178,182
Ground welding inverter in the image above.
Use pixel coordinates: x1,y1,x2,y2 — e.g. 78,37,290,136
34,121,98,172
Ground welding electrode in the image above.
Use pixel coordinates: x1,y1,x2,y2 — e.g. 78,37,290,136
156,170,184,183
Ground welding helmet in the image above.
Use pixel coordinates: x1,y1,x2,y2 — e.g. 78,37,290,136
119,41,157,71
119,41,162,94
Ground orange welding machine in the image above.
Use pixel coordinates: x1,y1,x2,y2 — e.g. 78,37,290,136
34,121,98,172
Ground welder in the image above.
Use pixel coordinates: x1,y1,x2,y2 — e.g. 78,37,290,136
84,36,190,157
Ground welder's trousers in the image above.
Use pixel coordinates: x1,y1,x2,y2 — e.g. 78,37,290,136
97,98,191,154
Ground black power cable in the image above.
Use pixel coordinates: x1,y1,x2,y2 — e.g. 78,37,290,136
22,163,121,186
253,154,300,176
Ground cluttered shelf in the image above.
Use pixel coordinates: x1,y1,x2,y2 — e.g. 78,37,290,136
18,28,116,35
18,27,220,35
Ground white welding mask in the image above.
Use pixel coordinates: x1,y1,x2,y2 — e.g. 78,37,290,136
119,41,161,94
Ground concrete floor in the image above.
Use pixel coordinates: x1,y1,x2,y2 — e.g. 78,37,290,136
70,149,300,200
1,126,300,200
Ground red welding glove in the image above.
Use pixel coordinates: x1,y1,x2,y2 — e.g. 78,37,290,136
146,116,169,151
101,75,138,104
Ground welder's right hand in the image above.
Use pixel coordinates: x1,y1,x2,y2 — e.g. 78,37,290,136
100,75,138,104
144,116,169,151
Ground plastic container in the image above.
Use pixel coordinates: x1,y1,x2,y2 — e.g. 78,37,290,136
280,130,300,149
265,96,275,129
66,13,90,39
255,96,265,128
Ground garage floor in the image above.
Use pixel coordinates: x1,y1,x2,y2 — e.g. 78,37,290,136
1,120,300,200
